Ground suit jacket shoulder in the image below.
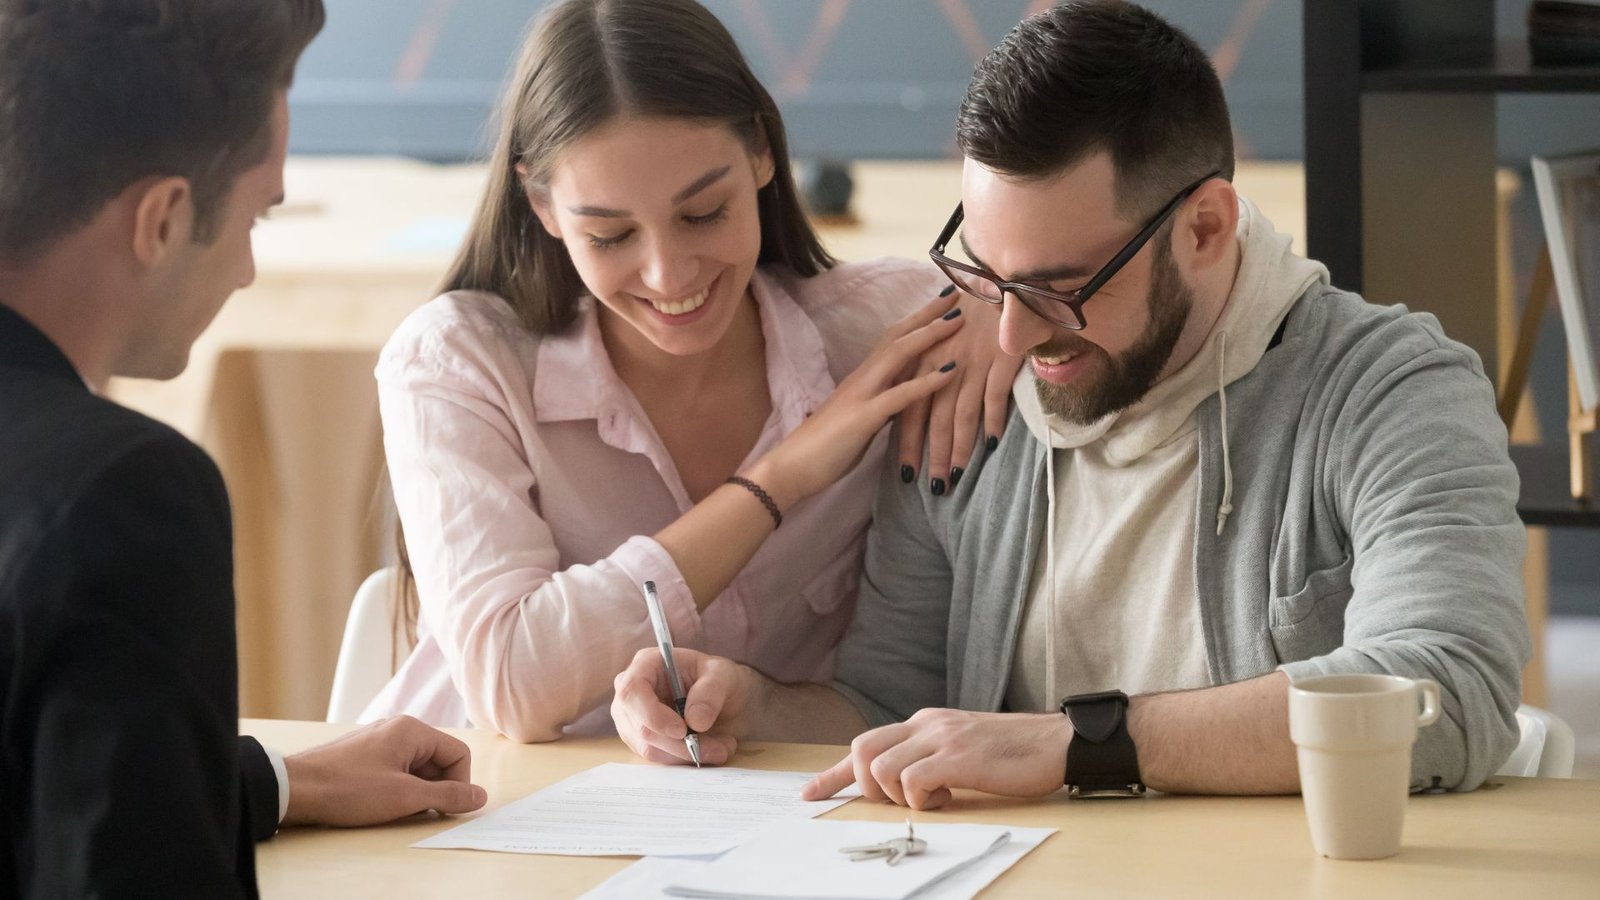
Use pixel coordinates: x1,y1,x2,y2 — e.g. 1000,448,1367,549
0,308,260,897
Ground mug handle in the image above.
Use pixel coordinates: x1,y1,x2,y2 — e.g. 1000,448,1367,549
1415,678,1441,727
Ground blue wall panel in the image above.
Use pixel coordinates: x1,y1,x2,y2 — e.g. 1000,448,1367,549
288,0,1306,161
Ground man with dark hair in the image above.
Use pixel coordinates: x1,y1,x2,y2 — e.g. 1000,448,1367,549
612,0,1527,805
0,2,484,896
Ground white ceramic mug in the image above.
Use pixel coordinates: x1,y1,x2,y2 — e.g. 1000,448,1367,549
1287,674,1441,860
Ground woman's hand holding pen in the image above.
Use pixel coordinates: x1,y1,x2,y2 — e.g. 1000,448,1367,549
740,289,965,512
611,646,757,766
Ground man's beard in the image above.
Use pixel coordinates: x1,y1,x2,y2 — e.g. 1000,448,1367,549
1032,236,1193,425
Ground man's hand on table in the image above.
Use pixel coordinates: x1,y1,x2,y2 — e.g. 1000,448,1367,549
281,715,488,827
801,709,1072,810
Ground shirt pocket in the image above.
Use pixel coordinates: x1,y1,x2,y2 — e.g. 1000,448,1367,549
1268,555,1354,663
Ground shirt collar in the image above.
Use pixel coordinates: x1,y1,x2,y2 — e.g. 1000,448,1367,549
531,295,626,424
750,266,836,430
532,267,837,431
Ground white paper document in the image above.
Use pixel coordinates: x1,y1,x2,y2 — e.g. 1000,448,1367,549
413,763,858,857
581,823,1056,900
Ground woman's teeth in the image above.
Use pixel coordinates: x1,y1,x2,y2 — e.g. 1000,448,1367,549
648,288,709,316
1034,352,1078,366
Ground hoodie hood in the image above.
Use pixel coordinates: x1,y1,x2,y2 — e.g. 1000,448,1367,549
1016,196,1327,462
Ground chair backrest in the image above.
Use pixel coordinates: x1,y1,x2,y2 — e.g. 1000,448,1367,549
326,567,412,723
1495,704,1576,778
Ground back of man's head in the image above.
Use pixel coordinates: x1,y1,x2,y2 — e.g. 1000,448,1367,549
0,0,326,265
957,0,1233,220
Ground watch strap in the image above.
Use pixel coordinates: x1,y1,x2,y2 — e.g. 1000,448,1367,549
1060,690,1145,798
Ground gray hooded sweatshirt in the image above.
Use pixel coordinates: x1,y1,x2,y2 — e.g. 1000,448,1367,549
832,227,1530,792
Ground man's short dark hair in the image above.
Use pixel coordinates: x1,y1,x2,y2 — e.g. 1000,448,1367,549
957,0,1234,219
0,0,326,263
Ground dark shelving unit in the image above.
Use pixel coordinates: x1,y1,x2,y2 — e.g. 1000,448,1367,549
1305,0,1600,530
1512,446,1600,529
1363,39,1600,93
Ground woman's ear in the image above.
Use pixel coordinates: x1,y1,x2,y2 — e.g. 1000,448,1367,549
517,163,563,240
529,194,562,240
750,118,776,189
754,148,776,190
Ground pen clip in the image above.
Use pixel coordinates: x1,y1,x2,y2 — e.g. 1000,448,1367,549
643,581,671,647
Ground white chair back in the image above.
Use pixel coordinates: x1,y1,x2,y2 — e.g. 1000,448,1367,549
326,567,412,723
1496,704,1576,778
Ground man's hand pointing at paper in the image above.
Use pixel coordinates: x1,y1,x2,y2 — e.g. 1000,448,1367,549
610,648,1072,810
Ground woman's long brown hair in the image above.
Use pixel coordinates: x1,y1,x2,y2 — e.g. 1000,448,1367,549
392,0,834,650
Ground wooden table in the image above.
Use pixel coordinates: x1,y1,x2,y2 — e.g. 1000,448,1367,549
248,719,1600,899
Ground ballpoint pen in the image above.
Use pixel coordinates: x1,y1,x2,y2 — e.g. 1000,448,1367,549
642,580,702,767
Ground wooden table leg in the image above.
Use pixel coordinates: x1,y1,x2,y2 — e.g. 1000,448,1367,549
1523,525,1549,707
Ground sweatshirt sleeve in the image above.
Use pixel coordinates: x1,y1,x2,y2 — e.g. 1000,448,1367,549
1277,320,1528,792
378,315,698,743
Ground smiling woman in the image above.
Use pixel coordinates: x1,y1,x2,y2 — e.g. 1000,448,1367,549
529,118,771,369
362,0,1017,743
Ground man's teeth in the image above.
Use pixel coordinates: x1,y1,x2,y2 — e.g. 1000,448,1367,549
648,288,709,316
1034,352,1078,366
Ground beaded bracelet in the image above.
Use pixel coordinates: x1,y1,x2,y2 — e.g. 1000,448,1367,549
726,476,782,529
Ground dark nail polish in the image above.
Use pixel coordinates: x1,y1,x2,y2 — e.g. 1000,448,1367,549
938,361,956,373
986,435,999,453
900,464,915,484
939,284,956,297
930,478,946,496
949,467,964,489
941,307,963,321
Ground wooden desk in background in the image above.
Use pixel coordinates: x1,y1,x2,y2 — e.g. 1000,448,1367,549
248,719,1600,900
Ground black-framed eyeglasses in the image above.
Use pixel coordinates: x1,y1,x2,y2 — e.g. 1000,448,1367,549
928,171,1221,330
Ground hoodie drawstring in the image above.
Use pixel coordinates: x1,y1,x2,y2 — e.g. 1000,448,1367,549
1215,331,1234,536
1043,444,1058,705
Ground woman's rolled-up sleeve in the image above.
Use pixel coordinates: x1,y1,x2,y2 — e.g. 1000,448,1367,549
379,319,697,743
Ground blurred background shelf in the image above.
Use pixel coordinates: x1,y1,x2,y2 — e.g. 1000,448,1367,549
1363,38,1600,92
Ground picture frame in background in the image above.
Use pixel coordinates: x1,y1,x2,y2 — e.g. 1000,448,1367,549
1532,150,1600,409
1531,149,1600,499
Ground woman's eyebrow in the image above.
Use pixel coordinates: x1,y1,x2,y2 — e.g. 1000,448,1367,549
567,165,733,218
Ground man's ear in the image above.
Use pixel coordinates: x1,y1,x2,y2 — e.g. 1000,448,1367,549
1180,177,1239,270
131,176,193,267
515,163,563,240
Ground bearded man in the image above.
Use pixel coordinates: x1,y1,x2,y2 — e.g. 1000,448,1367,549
609,0,1528,805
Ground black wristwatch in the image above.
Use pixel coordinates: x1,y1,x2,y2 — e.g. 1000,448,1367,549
1059,690,1145,798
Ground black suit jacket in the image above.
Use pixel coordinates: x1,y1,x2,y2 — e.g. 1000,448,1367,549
0,305,277,898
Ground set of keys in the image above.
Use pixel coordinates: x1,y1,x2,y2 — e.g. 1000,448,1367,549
839,819,928,866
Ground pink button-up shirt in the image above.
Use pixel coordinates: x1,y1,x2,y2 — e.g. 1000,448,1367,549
362,259,944,741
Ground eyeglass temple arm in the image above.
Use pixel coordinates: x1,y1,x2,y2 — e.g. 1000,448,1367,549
930,203,965,255
1077,172,1221,298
